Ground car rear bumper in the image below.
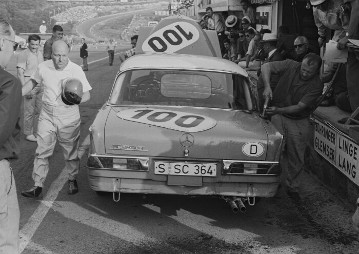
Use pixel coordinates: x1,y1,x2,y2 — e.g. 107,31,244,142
88,168,280,197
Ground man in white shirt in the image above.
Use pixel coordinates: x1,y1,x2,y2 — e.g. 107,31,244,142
21,40,92,198
17,34,43,142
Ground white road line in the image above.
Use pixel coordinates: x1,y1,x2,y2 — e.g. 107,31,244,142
19,168,68,253
80,52,121,67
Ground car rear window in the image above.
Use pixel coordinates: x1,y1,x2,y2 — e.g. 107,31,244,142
109,69,251,110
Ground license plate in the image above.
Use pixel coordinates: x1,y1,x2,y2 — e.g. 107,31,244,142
154,161,217,177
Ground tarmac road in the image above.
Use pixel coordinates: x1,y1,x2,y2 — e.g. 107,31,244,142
7,48,359,254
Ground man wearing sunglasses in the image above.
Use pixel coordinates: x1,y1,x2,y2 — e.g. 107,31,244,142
293,36,311,62
0,18,21,254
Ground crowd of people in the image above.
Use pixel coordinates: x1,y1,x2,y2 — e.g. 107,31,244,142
53,6,98,23
202,0,358,118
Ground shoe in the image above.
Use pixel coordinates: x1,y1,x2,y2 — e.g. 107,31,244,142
26,134,37,142
21,186,42,198
68,180,79,195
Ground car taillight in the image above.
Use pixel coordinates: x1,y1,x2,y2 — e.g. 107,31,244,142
222,160,281,175
87,156,149,171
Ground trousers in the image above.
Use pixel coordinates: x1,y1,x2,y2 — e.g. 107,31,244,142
347,49,359,111
23,81,42,136
0,159,19,254
82,57,88,70
271,115,312,191
33,103,81,187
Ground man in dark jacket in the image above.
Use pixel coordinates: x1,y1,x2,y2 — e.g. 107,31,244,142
80,38,88,71
0,18,22,254
256,33,284,108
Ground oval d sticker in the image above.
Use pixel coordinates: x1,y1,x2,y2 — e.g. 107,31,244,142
242,142,264,157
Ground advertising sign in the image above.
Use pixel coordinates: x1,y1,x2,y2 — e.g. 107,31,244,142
314,119,359,186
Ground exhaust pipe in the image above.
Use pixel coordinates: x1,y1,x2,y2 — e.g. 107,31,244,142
235,198,246,213
228,199,239,213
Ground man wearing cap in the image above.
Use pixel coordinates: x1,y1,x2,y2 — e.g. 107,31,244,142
255,33,284,108
310,0,349,49
206,7,226,54
21,40,92,198
241,0,255,26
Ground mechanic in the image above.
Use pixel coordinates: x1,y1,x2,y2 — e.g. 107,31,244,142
261,53,323,197
17,34,43,142
0,18,21,254
21,40,92,198
43,25,64,61
106,38,117,66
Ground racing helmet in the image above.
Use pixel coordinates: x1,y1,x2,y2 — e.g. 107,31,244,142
310,0,327,6
61,78,84,105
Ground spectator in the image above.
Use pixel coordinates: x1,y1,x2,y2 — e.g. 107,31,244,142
0,18,21,254
293,36,311,62
206,6,226,54
277,25,297,59
43,25,63,61
225,15,240,42
241,0,255,26
262,54,323,197
256,33,285,108
80,38,88,71
310,0,349,49
235,30,246,62
346,0,359,113
106,39,117,66
241,16,252,33
222,39,236,62
238,27,260,68
16,34,43,142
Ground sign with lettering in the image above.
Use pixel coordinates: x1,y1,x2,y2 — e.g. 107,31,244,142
314,119,359,186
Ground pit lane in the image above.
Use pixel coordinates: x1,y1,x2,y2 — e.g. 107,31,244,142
7,49,359,254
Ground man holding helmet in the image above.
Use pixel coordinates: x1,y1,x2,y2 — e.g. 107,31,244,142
21,40,92,198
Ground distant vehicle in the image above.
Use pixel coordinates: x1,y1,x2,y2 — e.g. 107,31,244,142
86,16,283,213
147,21,159,27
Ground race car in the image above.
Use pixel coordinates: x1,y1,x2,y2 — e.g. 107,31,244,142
86,16,283,212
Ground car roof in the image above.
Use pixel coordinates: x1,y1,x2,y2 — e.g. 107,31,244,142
120,53,249,77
